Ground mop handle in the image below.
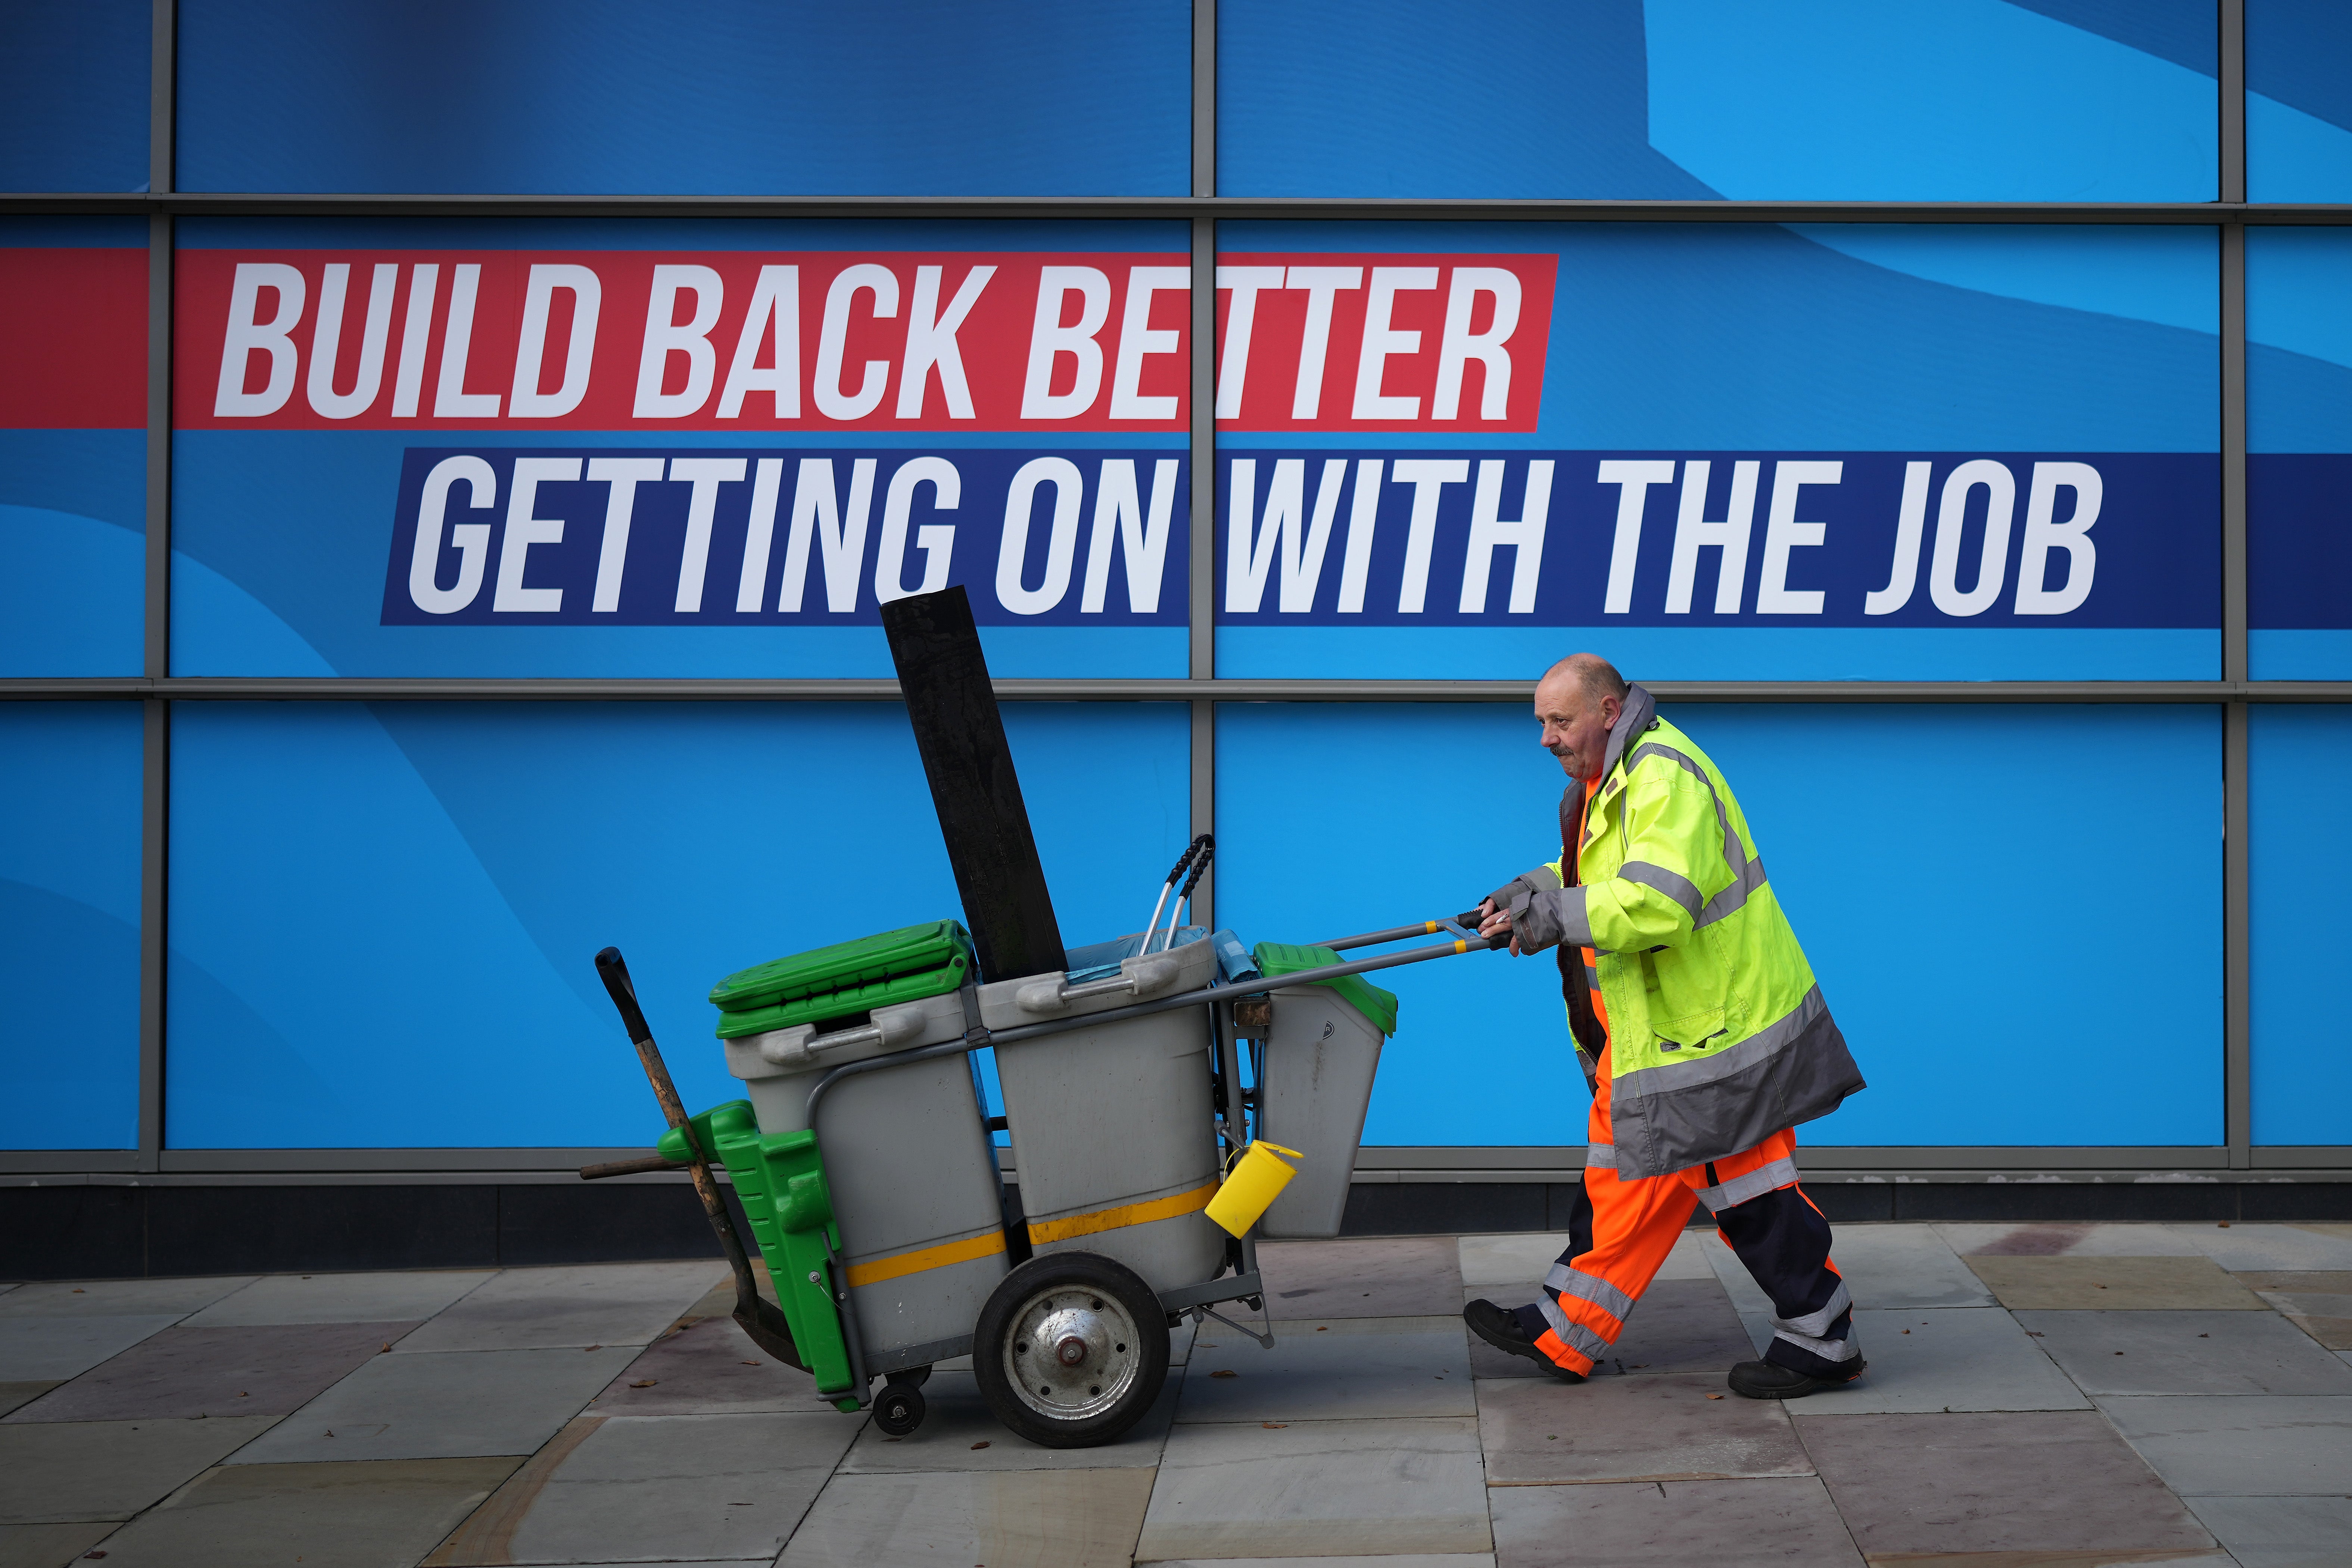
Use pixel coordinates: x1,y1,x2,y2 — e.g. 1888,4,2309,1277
1153,836,1215,952
1143,834,1210,949
1317,911,1487,951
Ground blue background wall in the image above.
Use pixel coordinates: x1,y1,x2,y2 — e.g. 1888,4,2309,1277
1219,701,2223,1149
4,0,2344,1157
0,704,144,1150
166,701,1190,1147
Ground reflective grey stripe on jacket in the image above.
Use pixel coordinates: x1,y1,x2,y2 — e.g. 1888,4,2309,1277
1619,739,1771,929
1608,985,1865,1181
1694,1156,1799,1212
1584,1143,1616,1169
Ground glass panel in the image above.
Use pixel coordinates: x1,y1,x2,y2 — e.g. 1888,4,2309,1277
2250,705,2352,1145
1215,222,2219,681
0,0,148,193
2246,227,2352,679
1223,0,2217,200
1218,701,2222,1148
0,703,144,1151
171,218,1191,678
0,218,147,676
175,0,1187,197
164,700,1189,1148
2247,0,2352,201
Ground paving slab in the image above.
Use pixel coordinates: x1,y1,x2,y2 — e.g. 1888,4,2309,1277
1138,1416,1489,1560
1798,1409,2215,1555
429,1411,854,1566
0,1314,186,1381
0,1385,56,1420
0,1521,119,1567
1822,1223,1996,1308
89,1455,519,1568
0,1278,257,1318
0,1416,277,1523
392,1262,726,1353
1964,1254,2267,1310
585,1314,813,1416
1143,1558,1493,1568
1179,1315,1473,1422
6,1321,421,1422
839,1368,1172,1471
226,1346,639,1464
1459,1229,1713,1293
1468,1276,1753,1381
1477,1371,1810,1484
2187,1494,2352,1568
1256,1237,1466,1319
1781,1307,2090,1413
2016,1309,2352,1396
1935,1222,2206,1257
1458,1233,1576,1292
1488,1477,1863,1567
182,1270,495,1327
2098,1395,2352,1496
2256,1291,2352,1350
2179,1222,2352,1273
781,1467,1156,1567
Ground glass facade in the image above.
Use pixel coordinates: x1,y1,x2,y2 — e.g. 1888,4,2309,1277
2,0,2342,1165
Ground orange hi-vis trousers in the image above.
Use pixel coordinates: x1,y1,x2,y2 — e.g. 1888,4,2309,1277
1516,1037,1861,1381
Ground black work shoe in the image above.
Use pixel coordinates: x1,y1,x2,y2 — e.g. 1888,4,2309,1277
1462,1299,1586,1383
1727,1357,1865,1400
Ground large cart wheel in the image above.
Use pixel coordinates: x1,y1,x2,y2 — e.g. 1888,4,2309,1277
972,1251,1169,1448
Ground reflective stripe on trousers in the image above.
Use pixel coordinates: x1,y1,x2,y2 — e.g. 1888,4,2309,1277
1695,1155,1798,1211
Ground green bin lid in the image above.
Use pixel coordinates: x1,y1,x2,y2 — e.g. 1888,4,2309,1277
710,920,974,1039
1250,941,1400,1036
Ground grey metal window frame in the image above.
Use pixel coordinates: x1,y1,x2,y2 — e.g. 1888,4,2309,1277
4,0,2345,1181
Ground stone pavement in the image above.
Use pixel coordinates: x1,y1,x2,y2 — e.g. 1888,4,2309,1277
1,1221,2348,1567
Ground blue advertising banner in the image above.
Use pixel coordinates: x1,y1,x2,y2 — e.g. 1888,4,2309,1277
1218,221,2220,680
171,217,1193,677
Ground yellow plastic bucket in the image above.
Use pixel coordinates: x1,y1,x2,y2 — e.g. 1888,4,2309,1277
1205,1141,1303,1237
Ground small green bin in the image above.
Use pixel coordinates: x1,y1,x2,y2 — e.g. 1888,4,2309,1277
709,920,975,1039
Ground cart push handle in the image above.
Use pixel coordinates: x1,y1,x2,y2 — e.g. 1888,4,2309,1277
801,912,1510,1129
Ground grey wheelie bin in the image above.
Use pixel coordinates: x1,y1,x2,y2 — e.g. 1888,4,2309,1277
980,930,1227,1293
1246,941,1401,1239
707,921,1010,1385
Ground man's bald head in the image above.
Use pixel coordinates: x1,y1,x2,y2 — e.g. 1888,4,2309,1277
1543,654,1629,708
1533,654,1629,783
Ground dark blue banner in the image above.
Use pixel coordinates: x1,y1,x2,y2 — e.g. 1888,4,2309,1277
1214,450,2216,629
381,446,1188,627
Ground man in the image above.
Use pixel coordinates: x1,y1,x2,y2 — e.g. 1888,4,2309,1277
1461,654,1869,1399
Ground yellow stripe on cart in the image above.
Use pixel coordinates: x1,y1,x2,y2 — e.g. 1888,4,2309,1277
843,1227,1008,1289
1025,1178,1220,1245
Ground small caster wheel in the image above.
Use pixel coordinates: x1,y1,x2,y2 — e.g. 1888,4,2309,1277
973,1250,1170,1449
872,1381,926,1437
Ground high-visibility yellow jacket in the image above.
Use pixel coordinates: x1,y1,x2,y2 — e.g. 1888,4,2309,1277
1522,684,1864,1179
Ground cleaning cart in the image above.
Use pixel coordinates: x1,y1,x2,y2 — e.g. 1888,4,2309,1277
578,584,1507,1447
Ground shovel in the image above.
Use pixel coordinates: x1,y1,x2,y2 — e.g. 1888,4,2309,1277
585,945,804,1372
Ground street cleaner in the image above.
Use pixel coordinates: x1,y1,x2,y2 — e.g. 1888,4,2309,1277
1461,654,1870,1399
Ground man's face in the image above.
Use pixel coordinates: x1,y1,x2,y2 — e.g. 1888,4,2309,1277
1535,675,1619,782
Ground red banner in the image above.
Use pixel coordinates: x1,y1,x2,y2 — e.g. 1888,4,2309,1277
175,248,1556,435
0,248,147,429
175,250,1194,432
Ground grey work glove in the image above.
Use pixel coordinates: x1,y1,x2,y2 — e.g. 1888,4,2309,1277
1486,864,1567,953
